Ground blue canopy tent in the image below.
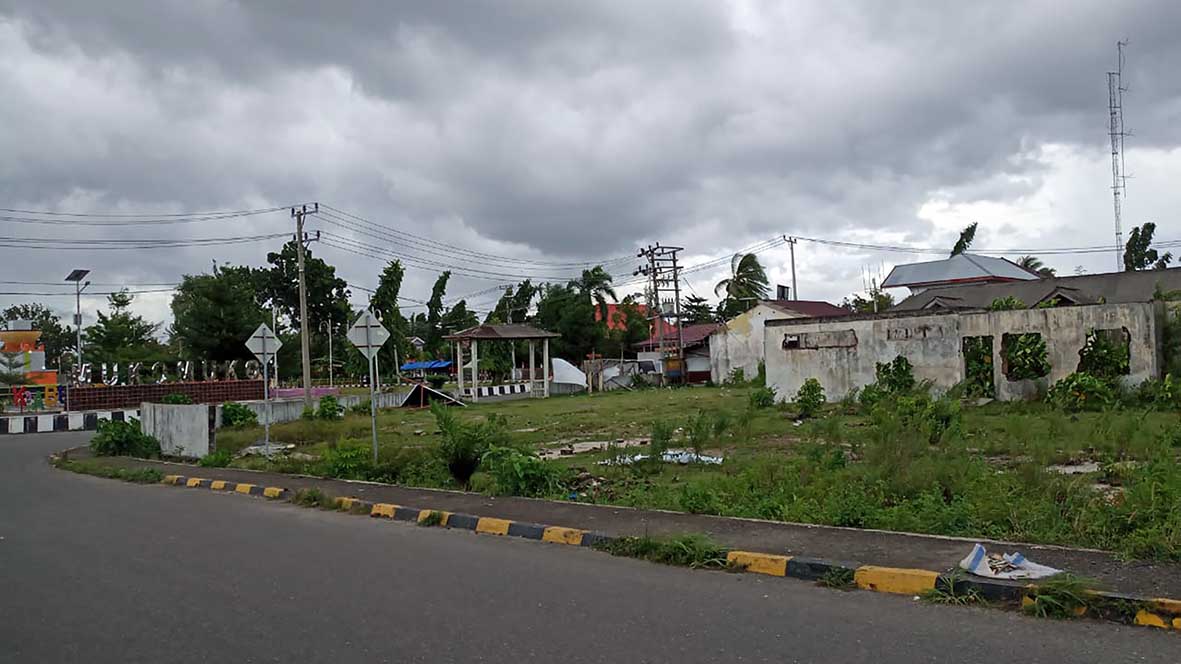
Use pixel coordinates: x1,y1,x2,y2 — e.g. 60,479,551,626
399,360,452,372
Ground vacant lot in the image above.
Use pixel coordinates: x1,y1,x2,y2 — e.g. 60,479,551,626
211,383,1181,561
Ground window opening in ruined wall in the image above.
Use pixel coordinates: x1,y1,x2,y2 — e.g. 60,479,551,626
1001,332,1050,381
1077,328,1130,379
962,336,994,398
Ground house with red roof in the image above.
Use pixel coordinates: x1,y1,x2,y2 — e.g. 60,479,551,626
709,299,848,384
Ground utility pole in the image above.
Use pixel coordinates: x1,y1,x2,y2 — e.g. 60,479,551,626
635,244,685,383
786,236,798,300
292,203,319,407
1107,40,1129,270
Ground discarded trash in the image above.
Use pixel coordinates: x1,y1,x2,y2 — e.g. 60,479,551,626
598,449,723,466
238,443,296,457
537,438,647,460
959,543,1061,580
1046,461,1100,475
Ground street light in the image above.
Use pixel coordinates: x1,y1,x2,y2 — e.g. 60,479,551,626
64,269,90,369
320,320,334,388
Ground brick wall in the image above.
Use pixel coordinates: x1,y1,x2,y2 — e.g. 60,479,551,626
66,381,264,411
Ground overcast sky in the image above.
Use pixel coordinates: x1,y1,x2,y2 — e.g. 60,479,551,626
3,1,1181,332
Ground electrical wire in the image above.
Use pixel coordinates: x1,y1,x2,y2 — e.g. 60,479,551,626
0,205,294,225
0,232,291,250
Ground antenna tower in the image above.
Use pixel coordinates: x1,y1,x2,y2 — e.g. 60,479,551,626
1107,40,1129,270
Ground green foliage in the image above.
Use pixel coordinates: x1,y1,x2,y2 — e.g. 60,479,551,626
988,296,1026,311
753,361,766,388
818,567,856,590
89,418,161,458
370,260,412,369
426,375,447,390
875,355,916,393
680,294,716,325
348,399,372,415
1022,575,1097,619
842,289,894,313
794,378,826,419
922,574,985,605
1124,222,1172,271
319,445,371,479
684,412,715,459
315,395,344,420
1047,372,1115,412
0,350,25,387
56,459,163,484
961,336,995,398
431,402,508,487
84,289,167,363
1077,329,1130,380
889,394,962,445
198,449,233,467
160,393,193,405
294,487,332,508
596,534,728,569
726,367,746,385
2,304,72,369
170,264,268,362
481,447,567,497
1134,375,1181,410
715,253,770,319
262,242,351,341
418,510,445,527
221,401,259,427
749,386,776,409
1001,333,1050,380
950,222,977,256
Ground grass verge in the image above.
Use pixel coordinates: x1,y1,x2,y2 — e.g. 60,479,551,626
54,459,164,484
594,534,729,569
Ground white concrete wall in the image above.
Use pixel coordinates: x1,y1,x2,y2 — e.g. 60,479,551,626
217,390,410,427
140,403,210,459
709,304,802,383
763,302,1160,402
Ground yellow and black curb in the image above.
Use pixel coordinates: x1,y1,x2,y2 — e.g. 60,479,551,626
160,472,1180,632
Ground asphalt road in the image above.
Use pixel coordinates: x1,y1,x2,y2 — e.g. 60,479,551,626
1,432,1175,663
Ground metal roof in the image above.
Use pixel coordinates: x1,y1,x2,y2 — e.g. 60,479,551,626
634,323,720,351
893,266,1181,311
881,254,1039,289
760,300,849,318
443,323,560,340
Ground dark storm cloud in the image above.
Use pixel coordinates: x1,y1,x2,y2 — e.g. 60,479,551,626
2,0,1181,320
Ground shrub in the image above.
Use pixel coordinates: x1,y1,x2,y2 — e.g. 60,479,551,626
481,447,567,497
89,418,161,458
427,375,447,390
875,356,915,393
160,393,193,405
1077,329,1130,380
753,361,767,388
1048,372,1115,412
1135,374,1180,409
711,411,731,440
198,448,233,467
1002,333,1050,381
858,382,887,409
221,401,258,428
315,395,344,421
431,401,508,488
319,445,372,479
749,386,776,409
300,406,316,421
988,296,1026,311
685,411,713,459
794,378,826,419
726,367,746,385
348,399,372,415
961,337,995,398
1022,574,1098,619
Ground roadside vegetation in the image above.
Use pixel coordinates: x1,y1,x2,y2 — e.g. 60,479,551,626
193,350,1181,561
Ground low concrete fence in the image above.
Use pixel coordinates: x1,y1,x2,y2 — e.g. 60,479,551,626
140,403,213,459
220,391,409,427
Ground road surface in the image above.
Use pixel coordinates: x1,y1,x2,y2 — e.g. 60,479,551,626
1,432,1174,663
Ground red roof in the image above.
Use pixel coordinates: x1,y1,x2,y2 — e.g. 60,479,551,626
595,302,649,331
761,300,848,318
634,322,720,351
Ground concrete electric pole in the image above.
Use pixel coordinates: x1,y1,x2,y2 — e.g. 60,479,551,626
292,203,319,408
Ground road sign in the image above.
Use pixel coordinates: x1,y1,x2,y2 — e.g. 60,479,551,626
245,323,282,362
347,311,389,360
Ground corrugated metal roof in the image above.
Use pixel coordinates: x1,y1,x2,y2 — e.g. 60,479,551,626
634,323,720,350
761,300,849,318
443,323,560,340
893,266,1181,311
881,254,1039,288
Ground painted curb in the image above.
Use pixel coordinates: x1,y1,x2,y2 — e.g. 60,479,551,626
145,471,1181,632
1,408,140,435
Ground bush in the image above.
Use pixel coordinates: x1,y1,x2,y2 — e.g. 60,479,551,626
315,395,344,421
749,386,776,409
481,447,567,497
431,402,509,488
1002,333,1050,381
300,406,316,421
427,375,447,390
685,412,714,459
198,448,233,467
365,446,449,485
726,367,746,385
794,378,826,419
160,393,193,404
349,399,372,415
319,445,372,479
875,356,915,393
221,401,258,428
1135,374,1180,409
1048,372,1115,412
1078,329,1130,381
89,418,161,458
988,296,1026,311
891,395,961,445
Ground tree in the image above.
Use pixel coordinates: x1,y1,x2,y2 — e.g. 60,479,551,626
534,283,601,362
170,264,268,361
423,271,452,357
261,241,352,333
601,295,652,358
370,260,412,372
84,289,165,362
680,295,715,325
575,266,617,320
1016,255,1056,278
950,222,978,256
715,253,769,320
842,289,894,313
2,304,72,368
1123,222,1173,271
0,350,25,386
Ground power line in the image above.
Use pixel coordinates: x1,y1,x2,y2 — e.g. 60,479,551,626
0,231,290,250
0,205,294,221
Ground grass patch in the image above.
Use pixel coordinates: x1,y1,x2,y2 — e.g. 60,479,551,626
921,572,985,606
56,459,163,484
817,567,856,590
1022,574,1099,619
418,510,445,527
293,487,333,509
594,534,728,569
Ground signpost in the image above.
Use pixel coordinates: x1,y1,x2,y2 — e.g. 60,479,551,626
245,323,282,451
347,310,390,462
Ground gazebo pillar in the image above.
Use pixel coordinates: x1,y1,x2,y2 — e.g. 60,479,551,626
543,338,550,398
455,342,464,394
471,339,479,402
529,341,536,395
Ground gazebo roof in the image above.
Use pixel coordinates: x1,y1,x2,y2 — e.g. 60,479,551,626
443,323,560,341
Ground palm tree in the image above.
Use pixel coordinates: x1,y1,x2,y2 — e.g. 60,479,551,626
950,222,978,256
1016,255,1057,278
715,253,770,319
575,266,617,320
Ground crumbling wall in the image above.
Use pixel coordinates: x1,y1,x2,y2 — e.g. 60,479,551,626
709,304,803,383
763,302,1160,402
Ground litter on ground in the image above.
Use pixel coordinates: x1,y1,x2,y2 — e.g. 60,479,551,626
598,449,724,466
959,543,1061,580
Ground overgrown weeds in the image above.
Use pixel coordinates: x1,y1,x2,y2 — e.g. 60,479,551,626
817,567,856,590
418,510,445,527
56,459,163,483
1022,574,1098,619
198,449,233,468
921,572,985,605
294,487,333,508
596,534,728,569
90,419,161,459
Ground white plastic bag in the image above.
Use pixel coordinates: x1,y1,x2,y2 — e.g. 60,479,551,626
959,543,1061,580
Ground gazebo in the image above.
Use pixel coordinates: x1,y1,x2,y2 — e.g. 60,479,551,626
444,324,561,401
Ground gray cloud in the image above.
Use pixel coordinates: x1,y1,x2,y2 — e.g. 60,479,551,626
2,0,1181,324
